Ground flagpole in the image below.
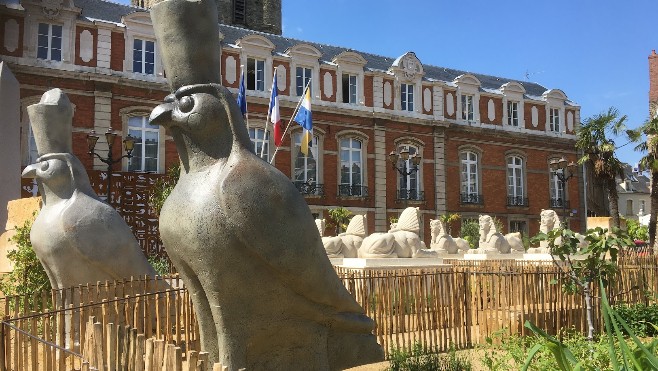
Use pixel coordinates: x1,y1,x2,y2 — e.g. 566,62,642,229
260,66,277,159
269,78,311,165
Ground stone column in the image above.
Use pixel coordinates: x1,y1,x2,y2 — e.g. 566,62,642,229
373,122,388,232
0,62,21,231
434,127,446,216
96,27,113,71
93,91,113,170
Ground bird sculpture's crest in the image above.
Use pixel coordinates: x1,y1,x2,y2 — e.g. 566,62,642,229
27,89,72,156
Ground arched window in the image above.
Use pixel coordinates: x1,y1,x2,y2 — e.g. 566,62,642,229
293,132,321,195
339,138,363,196
249,127,270,162
549,162,567,208
127,115,160,172
507,156,526,206
460,151,481,204
396,144,422,200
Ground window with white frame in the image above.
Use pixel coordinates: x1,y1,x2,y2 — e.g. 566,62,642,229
339,138,363,196
249,127,270,162
293,133,319,193
397,144,421,200
549,108,560,132
133,38,155,75
507,101,519,126
401,83,414,111
342,73,358,104
37,23,62,61
461,94,474,121
641,200,646,213
246,57,265,91
460,151,479,203
128,115,160,172
507,156,525,205
549,168,566,207
296,67,312,96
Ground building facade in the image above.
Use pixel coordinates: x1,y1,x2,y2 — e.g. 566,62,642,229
0,0,584,245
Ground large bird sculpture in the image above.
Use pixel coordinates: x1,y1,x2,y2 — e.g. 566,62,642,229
149,0,383,369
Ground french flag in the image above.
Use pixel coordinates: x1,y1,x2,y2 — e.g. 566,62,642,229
269,72,283,146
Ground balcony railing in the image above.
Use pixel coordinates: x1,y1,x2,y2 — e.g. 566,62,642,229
460,193,483,205
507,196,529,207
293,181,324,196
397,189,425,201
550,198,570,209
338,184,368,197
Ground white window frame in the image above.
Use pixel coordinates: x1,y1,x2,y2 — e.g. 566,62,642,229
293,132,319,183
37,23,62,61
461,151,479,196
339,137,364,196
249,127,270,162
507,156,524,198
132,38,156,76
550,168,566,203
127,115,160,173
342,73,358,104
397,144,421,199
507,101,519,126
461,94,474,121
549,107,561,132
246,57,266,92
401,83,414,112
296,66,312,96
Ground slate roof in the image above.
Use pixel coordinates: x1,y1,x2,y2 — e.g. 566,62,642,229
73,0,555,99
617,163,651,194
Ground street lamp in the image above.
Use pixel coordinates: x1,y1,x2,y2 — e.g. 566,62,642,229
549,157,577,226
389,148,422,207
86,129,135,205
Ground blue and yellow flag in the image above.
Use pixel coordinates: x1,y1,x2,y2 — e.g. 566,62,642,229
294,87,313,156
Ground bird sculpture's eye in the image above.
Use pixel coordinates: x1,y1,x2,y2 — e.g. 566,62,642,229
178,96,194,113
40,161,49,171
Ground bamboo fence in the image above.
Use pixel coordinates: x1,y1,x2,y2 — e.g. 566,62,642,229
1,254,657,366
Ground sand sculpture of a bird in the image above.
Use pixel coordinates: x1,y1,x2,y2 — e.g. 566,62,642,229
21,89,158,291
149,0,383,369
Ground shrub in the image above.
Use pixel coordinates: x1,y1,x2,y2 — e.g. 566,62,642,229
614,303,658,337
460,219,479,248
148,163,180,216
388,343,471,371
148,254,172,276
327,207,353,234
0,213,51,298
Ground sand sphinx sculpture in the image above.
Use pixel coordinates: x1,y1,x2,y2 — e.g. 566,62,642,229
148,0,383,369
359,207,438,258
473,215,524,254
21,89,158,291
429,218,470,254
526,209,587,254
321,215,367,258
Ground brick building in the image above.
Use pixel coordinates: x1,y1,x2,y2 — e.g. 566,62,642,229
0,0,585,245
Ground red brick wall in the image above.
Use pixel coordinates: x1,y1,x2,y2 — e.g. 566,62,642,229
422,85,432,115
525,103,546,132
74,26,97,67
273,61,290,96
320,68,336,102
444,90,456,119
221,51,240,88
0,14,23,57
383,79,394,110
480,96,503,125
110,32,124,71
364,75,373,107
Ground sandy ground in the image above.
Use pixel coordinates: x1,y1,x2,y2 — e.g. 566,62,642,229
345,349,492,371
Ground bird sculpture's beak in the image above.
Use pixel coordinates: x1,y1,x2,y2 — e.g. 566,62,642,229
149,101,175,127
21,163,38,179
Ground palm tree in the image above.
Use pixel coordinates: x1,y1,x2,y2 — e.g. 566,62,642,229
631,116,658,248
576,108,629,229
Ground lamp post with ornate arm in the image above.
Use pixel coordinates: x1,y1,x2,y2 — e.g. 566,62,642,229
86,129,135,205
549,156,577,227
389,148,421,209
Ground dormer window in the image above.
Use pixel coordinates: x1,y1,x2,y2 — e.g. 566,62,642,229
247,57,265,91
296,67,312,96
549,108,560,132
461,94,474,121
37,23,62,61
507,101,519,126
401,83,414,111
342,73,358,104
133,39,155,75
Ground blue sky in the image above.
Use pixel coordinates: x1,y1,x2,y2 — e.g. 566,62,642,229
119,0,657,165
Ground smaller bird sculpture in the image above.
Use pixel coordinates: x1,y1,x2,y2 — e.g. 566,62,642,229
21,89,159,291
